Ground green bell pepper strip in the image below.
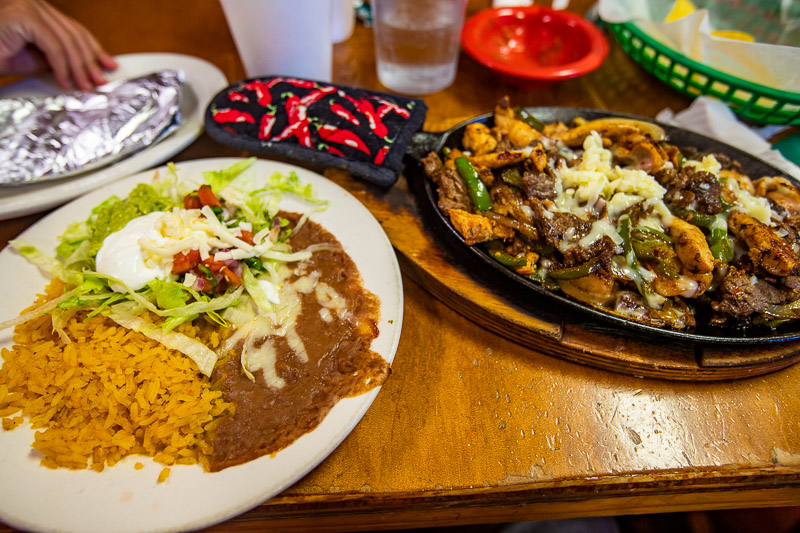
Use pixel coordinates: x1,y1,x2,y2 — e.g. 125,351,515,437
529,268,560,290
709,229,734,263
618,214,655,300
485,240,527,267
548,257,601,280
532,243,557,255
631,239,680,280
670,206,734,263
631,225,673,244
657,261,681,280
753,316,790,328
720,196,735,211
671,206,715,229
514,107,545,131
520,235,557,256
762,299,800,321
500,167,524,188
454,157,492,211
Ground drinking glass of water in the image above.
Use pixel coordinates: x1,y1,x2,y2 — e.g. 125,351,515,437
372,0,468,94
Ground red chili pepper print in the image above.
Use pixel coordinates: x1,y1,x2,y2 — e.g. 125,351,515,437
212,108,255,124
241,79,280,106
376,99,411,119
299,85,337,107
228,91,250,104
326,145,346,157
274,95,312,147
343,96,389,138
374,146,389,165
208,76,424,176
317,124,370,154
276,120,312,147
330,102,360,126
259,113,276,140
285,95,304,123
283,78,319,89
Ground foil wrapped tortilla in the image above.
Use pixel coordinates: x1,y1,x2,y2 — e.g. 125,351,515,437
0,70,182,186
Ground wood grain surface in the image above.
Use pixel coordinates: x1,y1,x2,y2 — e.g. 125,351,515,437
1,1,799,532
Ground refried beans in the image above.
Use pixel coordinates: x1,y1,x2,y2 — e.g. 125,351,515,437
207,212,390,471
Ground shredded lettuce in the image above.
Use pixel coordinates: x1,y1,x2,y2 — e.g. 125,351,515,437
62,239,93,270
160,313,199,332
56,220,92,260
10,239,84,287
0,288,80,331
52,307,79,344
149,278,191,310
87,271,242,322
220,294,258,328
221,168,328,229
157,287,242,318
106,308,218,376
242,265,275,313
146,279,208,331
203,157,257,193
260,249,313,263
267,171,328,207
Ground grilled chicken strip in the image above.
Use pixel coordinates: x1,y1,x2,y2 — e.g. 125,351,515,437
494,97,542,148
669,217,715,274
462,123,497,155
448,209,514,245
728,210,798,276
470,151,527,169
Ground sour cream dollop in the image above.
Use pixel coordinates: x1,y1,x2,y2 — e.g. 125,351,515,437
95,211,172,291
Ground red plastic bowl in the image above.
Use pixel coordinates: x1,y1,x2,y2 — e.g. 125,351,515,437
461,6,609,88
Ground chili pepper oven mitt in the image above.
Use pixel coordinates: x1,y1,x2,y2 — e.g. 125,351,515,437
204,76,428,187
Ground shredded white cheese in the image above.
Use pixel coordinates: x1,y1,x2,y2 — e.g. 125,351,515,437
722,175,773,224
684,154,722,176
551,130,668,250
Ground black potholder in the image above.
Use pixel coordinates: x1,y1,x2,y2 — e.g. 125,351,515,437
204,76,428,187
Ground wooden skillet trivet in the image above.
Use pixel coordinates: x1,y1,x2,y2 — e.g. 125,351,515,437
323,167,800,382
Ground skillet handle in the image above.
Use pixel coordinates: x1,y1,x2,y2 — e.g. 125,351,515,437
406,130,444,161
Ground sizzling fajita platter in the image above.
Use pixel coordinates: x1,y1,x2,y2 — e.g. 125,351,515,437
405,100,800,346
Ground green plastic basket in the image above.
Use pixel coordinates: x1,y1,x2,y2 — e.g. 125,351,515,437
606,21,800,126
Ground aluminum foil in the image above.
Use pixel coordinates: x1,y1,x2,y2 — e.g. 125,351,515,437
0,70,183,186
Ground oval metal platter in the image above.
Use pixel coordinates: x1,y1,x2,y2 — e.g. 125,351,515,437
404,107,800,345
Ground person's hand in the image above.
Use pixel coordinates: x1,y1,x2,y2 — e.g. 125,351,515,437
0,0,118,90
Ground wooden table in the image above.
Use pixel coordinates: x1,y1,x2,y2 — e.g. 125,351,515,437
2,1,799,531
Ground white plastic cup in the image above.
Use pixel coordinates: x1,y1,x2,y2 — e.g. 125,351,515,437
372,0,467,94
220,0,332,82
332,0,355,43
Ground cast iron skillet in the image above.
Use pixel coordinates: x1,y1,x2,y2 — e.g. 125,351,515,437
404,107,800,345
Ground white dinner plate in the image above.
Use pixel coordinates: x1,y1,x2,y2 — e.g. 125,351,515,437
0,53,228,221
0,158,403,533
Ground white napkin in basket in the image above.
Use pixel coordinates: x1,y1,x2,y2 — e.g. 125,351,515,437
656,97,800,181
